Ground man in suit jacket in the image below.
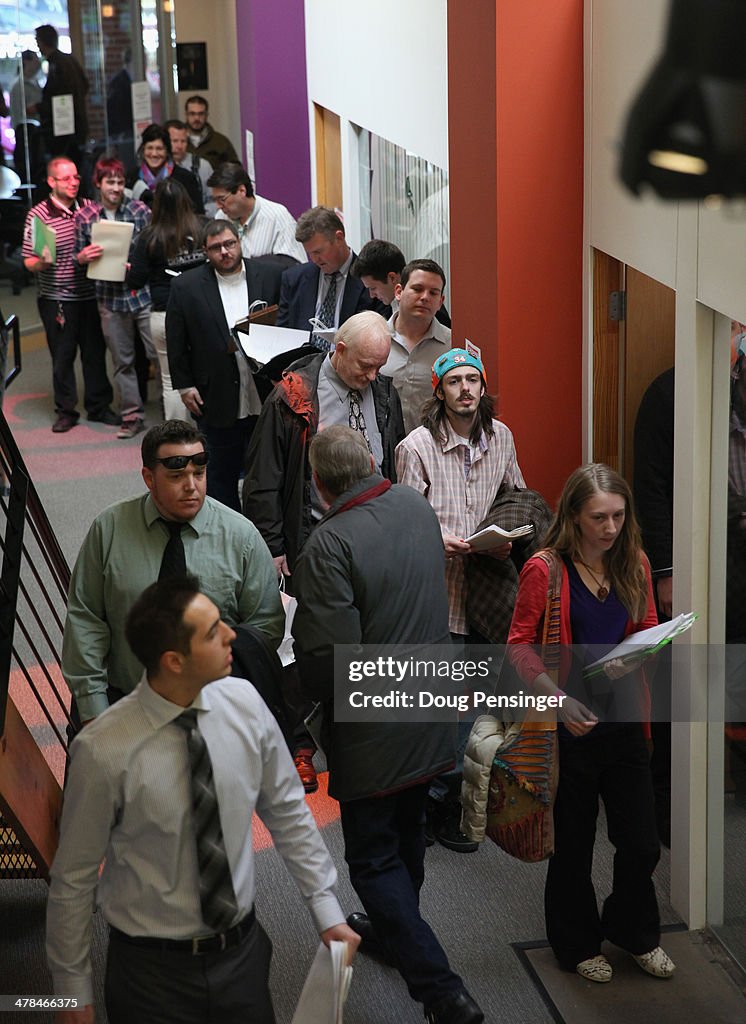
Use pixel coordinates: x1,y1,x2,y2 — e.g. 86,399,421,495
277,206,382,344
167,220,283,511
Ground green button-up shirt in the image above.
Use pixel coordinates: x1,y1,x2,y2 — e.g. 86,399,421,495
62,494,284,720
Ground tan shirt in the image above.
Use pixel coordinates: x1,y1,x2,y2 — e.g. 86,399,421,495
382,312,451,433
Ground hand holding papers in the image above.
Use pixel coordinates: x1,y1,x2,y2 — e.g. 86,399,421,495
584,611,697,677
32,217,56,264
291,940,353,1024
86,220,134,282
465,523,534,551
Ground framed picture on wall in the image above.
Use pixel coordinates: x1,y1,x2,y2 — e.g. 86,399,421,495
176,43,208,92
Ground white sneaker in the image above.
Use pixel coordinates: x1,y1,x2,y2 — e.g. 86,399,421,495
632,946,676,978
576,954,613,982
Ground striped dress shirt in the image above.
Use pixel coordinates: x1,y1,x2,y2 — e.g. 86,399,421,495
216,195,307,263
23,197,97,301
396,418,525,634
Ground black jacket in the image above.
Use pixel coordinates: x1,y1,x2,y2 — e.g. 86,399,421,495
241,352,405,570
167,258,284,428
276,255,384,330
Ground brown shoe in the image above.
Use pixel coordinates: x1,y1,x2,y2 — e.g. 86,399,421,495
52,413,77,433
294,748,318,793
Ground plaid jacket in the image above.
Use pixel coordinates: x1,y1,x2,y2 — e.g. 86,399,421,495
75,199,151,313
465,486,553,643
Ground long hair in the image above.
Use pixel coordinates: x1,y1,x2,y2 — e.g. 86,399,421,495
421,393,496,447
142,178,201,261
543,463,648,621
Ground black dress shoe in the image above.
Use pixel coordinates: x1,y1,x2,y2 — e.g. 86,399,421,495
346,912,394,964
88,408,122,426
52,413,77,433
433,802,478,854
425,989,484,1024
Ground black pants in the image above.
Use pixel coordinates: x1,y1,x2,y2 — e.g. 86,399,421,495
545,723,661,969
38,297,113,418
105,918,275,1024
201,417,256,513
340,782,464,1009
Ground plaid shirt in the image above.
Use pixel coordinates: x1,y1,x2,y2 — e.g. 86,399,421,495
75,199,151,313
396,418,525,634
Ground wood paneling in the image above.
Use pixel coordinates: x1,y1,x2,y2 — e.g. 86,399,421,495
592,249,624,471
313,105,342,211
623,267,675,482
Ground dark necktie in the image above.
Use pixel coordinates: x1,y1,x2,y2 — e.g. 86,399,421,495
311,273,337,351
348,389,372,451
159,520,186,580
173,708,239,932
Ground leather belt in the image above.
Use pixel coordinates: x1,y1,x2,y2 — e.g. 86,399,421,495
109,907,256,955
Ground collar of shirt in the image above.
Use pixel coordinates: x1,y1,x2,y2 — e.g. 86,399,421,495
143,492,209,537
320,351,361,400
213,261,247,290
335,248,354,282
135,676,211,732
47,196,77,218
440,417,488,456
389,310,450,352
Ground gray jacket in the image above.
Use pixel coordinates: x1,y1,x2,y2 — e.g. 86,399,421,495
292,474,456,802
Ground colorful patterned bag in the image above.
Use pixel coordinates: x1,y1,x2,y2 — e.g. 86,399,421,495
484,550,561,862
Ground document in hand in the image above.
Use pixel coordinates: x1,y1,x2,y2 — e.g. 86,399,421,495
32,217,56,263
584,611,697,676
291,940,353,1024
87,220,134,282
465,523,534,551
233,323,315,365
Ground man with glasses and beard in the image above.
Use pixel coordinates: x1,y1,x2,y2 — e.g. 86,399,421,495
62,420,284,728
166,219,284,511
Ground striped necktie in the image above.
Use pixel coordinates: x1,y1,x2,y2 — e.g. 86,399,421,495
311,273,337,351
173,708,239,932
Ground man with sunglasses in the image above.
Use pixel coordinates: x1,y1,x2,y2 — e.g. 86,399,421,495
22,157,118,433
166,219,284,511
62,420,284,727
208,162,306,263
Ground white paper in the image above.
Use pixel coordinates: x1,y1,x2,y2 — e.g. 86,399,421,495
278,589,297,668
245,129,256,187
291,940,352,1024
464,337,482,362
235,323,313,365
87,221,134,282
131,80,152,122
465,523,534,550
585,612,697,669
52,94,75,137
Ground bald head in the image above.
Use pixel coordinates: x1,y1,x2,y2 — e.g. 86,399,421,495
330,312,391,391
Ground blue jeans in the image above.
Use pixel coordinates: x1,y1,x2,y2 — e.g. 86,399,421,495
340,782,464,1008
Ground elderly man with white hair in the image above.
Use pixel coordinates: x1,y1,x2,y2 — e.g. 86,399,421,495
242,311,405,792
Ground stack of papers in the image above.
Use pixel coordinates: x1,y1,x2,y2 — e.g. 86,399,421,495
465,523,534,551
32,217,56,263
291,940,353,1024
584,611,697,677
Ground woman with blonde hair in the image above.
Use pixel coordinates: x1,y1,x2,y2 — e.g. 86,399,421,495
508,463,675,984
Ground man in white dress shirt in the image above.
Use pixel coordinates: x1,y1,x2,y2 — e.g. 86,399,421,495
47,575,357,1024
209,161,306,263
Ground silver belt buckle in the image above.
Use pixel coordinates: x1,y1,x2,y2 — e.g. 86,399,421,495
219,931,227,951
192,936,201,955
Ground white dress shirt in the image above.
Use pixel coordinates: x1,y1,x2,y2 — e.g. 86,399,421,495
216,195,307,262
47,677,343,1004
215,264,261,417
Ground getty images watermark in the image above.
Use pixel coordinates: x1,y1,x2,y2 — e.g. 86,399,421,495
332,644,746,724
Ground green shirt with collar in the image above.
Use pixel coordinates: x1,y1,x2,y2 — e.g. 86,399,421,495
62,493,284,720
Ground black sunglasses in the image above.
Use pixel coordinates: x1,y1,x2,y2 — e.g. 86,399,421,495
153,451,210,470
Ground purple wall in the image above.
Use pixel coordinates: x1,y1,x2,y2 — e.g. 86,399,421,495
235,0,312,217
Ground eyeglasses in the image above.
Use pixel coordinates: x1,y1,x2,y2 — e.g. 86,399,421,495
211,192,234,207
153,451,210,470
53,175,81,183
206,239,239,254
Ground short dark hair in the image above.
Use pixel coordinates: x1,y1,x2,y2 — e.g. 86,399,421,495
352,240,405,282
400,259,446,292
164,118,187,133
21,49,38,65
185,95,208,111
203,218,240,246
295,206,345,244
93,155,125,185
139,123,172,155
141,421,205,468
206,162,254,198
125,576,201,676
309,426,372,497
35,25,58,48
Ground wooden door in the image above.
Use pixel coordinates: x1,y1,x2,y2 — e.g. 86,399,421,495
314,104,343,211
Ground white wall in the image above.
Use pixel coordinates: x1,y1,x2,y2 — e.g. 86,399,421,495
304,0,449,201
172,0,241,156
